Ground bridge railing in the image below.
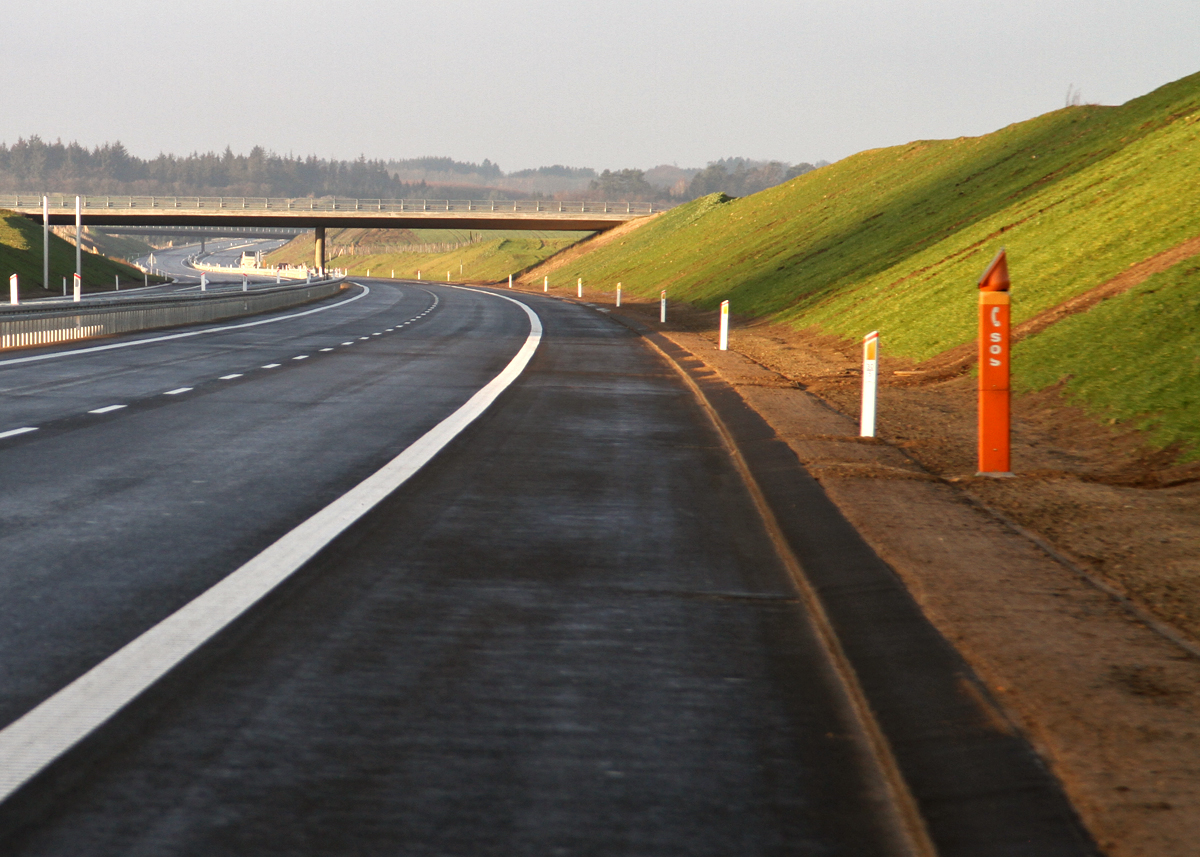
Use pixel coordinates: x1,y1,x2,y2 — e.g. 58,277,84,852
1,195,658,216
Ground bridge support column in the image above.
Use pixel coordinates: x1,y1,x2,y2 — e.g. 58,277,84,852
314,226,325,276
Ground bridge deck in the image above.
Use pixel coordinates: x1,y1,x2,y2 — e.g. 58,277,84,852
4,195,655,232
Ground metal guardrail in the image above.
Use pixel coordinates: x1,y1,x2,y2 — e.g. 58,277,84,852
2,195,657,216
0,279,347,351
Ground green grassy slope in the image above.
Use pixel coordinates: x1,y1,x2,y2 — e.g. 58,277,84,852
0,211,159,295
539,72,1200,455
267,233,581,282
334,237,579,282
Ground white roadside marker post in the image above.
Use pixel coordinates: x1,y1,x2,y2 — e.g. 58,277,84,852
144,272,148,288
417,270,421,280
616,283,621,307
306,271,311,284
719,300,730,350
72,273,81,303
660,290,667,323
114,275,119,291
9,273,17,306
276,271,281,284
508,273,513,288
62,277,66,296
860,330,879,437
447,271,451,282
577,277,582,298
367,269,370,277
242,274,248,292
75,196,82,287
200,273,207,292
543,275,548,293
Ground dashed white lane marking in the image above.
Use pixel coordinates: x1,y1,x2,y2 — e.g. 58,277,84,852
0,290,541,804
262,363,281,369
358,337,369,340
0,427,38,439
220,374,244,380
341,341,354,346
319,348,334,352
0,286,371,368
293,355,308,360
88,405,127,414
163,387,193,396
371,333,381,336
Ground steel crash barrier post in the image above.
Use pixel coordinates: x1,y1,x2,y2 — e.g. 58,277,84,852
977,249,1012,475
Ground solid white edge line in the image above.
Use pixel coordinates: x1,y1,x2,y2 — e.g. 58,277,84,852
0,289,541,803
0,286,371,368
0,427,38,439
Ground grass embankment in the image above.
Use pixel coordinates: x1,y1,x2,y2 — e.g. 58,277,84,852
267,231,585,282
0,211,162,296
530,71,1200,457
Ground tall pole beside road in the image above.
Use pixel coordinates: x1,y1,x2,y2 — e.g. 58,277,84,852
75,196,82,286
42,196,49,290
977,249,1012,475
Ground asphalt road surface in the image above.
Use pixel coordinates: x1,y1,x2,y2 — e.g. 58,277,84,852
0,280,1094,855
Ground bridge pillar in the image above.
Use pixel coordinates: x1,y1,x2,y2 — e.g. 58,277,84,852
314,226,325,275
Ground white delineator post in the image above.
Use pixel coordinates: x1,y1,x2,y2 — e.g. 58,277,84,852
719,300,730,350
242,275,248,292
417,270,421,280
9,274,17,306
72,273,81,303
616,283,622,307
577,277,582,298
543,276,548,293
276,271,281,284
200,273,207,292
860,330,879,437
508,273,513,289
660,290,667,323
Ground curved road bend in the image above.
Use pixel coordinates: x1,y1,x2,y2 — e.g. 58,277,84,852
0,280,1082,854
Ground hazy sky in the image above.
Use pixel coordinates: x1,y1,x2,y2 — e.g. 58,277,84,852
5,1,1197,171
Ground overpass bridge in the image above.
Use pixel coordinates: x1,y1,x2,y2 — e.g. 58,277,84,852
4,194,657,272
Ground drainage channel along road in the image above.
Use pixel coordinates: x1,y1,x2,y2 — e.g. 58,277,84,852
0,279,1096,855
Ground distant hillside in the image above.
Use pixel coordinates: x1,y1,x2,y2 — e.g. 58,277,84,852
521,72,1200,457
0,210,163,296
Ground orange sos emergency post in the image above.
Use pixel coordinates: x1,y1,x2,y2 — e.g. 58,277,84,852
978,249,1012,474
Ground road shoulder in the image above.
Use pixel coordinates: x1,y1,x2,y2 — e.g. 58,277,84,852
604,305,1200,857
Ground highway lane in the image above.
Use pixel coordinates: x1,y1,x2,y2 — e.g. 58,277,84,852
0,281,918,855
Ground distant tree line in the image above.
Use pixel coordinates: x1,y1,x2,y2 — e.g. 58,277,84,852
683,158,818,200
0,137,825,203
0,137,433,198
